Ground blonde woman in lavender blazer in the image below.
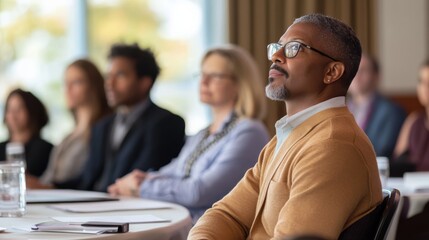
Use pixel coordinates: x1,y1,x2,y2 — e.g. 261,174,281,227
108,45,270,222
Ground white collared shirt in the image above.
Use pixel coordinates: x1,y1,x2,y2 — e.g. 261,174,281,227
274,96,346,155
111,99,150,149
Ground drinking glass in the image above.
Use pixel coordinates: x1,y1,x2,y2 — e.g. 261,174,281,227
0,162,26,217
376,157,390,188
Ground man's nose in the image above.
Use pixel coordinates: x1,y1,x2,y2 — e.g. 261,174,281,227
271,47,286,64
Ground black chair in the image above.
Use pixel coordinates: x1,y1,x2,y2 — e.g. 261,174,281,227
338,188,400,240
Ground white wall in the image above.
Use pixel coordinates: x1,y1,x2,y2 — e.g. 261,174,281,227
378,0,428,94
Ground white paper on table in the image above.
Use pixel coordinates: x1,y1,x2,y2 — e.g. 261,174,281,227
27,189,117,203
13,225,106,234
48,199,171,213
14,227,108,234
52,215,170,224
32,229,105,234
30,221,122,234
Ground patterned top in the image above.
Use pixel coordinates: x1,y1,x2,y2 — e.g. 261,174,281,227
139,113,269,222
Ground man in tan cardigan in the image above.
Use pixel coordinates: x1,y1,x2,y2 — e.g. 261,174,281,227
189,13,383,240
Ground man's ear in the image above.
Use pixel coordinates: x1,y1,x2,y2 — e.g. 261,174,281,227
139,76,154,93
323,62,345,84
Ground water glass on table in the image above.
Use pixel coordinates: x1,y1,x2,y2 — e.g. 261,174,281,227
0,162,26,217
376,156,390,188
6,142,26,168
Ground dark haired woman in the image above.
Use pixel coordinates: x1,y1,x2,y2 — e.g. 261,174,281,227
0,88,53,176
393,60,429,173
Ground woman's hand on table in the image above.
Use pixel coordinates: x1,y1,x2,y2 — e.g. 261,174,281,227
107,169,146,197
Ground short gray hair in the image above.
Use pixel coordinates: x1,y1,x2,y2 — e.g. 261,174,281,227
293,13,362,89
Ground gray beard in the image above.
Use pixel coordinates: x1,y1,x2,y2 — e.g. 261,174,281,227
265,82,289,101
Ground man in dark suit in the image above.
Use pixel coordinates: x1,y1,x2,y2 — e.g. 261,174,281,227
59,43,185,192
347,53,406,159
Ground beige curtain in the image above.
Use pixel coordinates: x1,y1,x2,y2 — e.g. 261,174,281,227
228,0,377,135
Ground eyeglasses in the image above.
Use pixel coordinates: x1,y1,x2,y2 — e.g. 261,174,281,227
267,41,338,62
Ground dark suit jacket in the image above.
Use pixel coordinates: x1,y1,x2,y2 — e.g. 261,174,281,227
364,93,406,159
57,101,185,192
0,137,53,177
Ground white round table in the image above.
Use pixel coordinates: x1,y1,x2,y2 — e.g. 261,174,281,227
0,190,192,240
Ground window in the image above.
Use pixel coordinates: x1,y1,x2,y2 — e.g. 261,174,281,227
0,0,226,143
0,0,75,143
